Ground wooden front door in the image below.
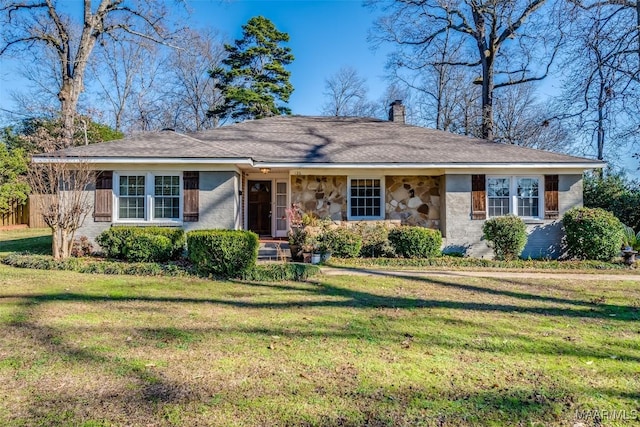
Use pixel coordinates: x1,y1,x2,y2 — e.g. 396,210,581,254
248,180,272,236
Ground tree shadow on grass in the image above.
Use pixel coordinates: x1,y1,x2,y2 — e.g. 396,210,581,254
2,273,638,323
8,309,203,425
303,269,640,321
322,267,633,305
3,276,639,426
4,284,640,364
0,235,52,255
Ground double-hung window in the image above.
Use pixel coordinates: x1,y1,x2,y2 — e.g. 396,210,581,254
515,178,539,218
118,175,146,219
154,176,180,219
487,177,510,217
348,177,384,220
487,176,541,219
115,172,182,222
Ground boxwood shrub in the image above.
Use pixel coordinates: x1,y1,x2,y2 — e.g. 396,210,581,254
563,207,625,261
187,230,259,277
97,226,185,260
321,228,363,258
482,214,528,261
388,226,442,258
123,234,173,263
2,253,188,276
241,263,320,281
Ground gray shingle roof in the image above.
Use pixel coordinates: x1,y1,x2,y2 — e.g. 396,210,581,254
38,116,602,166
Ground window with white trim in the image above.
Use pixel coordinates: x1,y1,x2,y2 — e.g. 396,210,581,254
154,175,180,219
487,176,541,219
516,177,539,217
115,172,182,222
487,177,510,217
348,177,384,220
118,175,146,219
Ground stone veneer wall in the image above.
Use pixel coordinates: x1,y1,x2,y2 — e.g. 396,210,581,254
291,174,441,227
291,175,347,220
385,176,441,228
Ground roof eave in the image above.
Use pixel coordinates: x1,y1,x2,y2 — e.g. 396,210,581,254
255,161,606,169
31,156,606,170
31,156,254,165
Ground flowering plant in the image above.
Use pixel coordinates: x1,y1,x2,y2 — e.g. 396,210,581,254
285,203,303,228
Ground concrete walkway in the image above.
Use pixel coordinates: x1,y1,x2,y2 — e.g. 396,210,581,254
319,266,640,281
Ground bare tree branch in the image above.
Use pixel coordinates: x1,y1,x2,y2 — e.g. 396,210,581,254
0,0,183,145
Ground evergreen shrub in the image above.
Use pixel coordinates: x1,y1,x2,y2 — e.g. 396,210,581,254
388,226,442,258
482,215,528,261
563,207,624,261
97,226,185,260
187,230,259,277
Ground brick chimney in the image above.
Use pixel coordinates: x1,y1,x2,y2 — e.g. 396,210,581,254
388,100,405,124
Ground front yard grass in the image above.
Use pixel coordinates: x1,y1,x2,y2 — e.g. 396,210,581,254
0,263,638,426
0,228,51,256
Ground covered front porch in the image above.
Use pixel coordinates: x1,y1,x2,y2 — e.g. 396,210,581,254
239,166,443,239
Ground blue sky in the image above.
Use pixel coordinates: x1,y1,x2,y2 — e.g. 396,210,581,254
0,0,390,118
0,0,637,176
189,0,390,115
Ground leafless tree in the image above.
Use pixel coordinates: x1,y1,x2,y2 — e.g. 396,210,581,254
128,66,168,132
89,38,157,132
555,3,639,162
385,24,472,132
322,66,377,117
164,28,227,131
370,0,562,140
493,83,569,151
88,28,226,133
0,0,181,145
21,125,93,259
570,0,640,67
28,159,94,259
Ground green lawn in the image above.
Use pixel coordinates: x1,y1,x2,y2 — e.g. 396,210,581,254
0,228,51,256
1,261,638,426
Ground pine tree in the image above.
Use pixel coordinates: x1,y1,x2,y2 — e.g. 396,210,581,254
209,16,294,121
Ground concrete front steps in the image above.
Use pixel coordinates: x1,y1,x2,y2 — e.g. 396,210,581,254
258,239,290,261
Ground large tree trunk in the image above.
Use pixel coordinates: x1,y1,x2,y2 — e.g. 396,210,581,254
59,81,78,147
479,41,495,141
481,65,494,141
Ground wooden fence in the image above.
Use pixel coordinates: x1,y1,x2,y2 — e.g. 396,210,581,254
1,195,54,228
1,200,29,227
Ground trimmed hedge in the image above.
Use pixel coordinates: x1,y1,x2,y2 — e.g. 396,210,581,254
327,256,630,270
123,234,173,263
322,228,363,258
388,226,442,258
563,207,625,261
2,253,188,276
97,226,185,261
241,263,320,281
187,230,259,277
482,214,528,261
